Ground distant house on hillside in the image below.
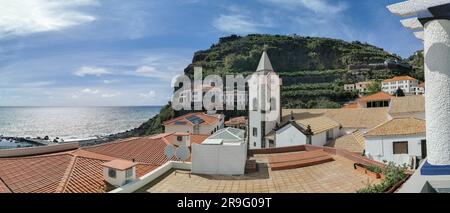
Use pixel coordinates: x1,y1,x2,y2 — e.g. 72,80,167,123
163,112,224,135
357,91,392,108
344,81,373,93
381,76,419,95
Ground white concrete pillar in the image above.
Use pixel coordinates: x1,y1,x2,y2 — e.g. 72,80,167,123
424,19,450,165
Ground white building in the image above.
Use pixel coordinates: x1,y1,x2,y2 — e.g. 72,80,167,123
248,48,281,150
381,76,419,95
191,127,247,175
364,117,426,166
265,113,341,148
163,112,224,135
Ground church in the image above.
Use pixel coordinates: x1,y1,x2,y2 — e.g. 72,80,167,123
247,48,341,150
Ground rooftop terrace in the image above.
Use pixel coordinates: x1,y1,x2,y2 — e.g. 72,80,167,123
138,149,380,193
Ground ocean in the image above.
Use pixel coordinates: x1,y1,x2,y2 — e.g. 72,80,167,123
0,106,161,142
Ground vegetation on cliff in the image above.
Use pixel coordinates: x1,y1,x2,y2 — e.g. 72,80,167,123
129,34,424,136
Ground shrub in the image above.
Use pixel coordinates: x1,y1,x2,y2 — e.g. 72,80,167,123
357,162,407,193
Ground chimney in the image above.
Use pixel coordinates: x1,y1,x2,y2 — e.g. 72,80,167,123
101,159,137,187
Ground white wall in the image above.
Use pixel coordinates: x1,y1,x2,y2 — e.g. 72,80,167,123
109,161,191,193
311,127,340,147
191,142,247,175
275,124,307,147
0,142,79,158
103,167,135,187
365,134,425,166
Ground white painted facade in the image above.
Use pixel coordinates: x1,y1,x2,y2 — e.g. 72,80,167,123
191,142,247,175
275,123,308,148
102,166,136,187
381,78,419,95
274,123,340,148
365,134,426,166
248,50,281,150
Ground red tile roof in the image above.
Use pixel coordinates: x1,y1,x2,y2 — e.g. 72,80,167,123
224,116,247,126
102,159,137,171
0,178,10,193
359,91,392,102
83,137,172,165
163,112,220,126
382,75,417,83
0,134,185,193
190,134,209,144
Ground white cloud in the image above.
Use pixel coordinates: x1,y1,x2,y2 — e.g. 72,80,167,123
135,65,175,80
260,0,348,15
139,90,156,99
0,0,98,39
101,92,121,98
213,14,261,34
75,66,109,77
81,88,99,94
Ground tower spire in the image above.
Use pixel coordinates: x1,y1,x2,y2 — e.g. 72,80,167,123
256,45,274,72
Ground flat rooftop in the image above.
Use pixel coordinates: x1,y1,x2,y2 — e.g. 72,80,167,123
138,151,380,193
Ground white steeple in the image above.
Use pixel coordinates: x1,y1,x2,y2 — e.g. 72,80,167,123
256,45,274,72
248,46,281,150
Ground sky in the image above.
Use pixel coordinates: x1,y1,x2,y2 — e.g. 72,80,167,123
0,0,422,106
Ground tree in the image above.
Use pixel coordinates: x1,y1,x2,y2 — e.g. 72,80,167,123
367,81,381,94
394,88,405,97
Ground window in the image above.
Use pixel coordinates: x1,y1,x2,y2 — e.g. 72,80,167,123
393,141,408,154
108,168,116,178
253,128,257,137
326,129,334,140
126,168,133,178
177,136,183,141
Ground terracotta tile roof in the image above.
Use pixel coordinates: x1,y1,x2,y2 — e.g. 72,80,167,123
389,95,425,114
190,134,209,144
225,116,247,126
0,154,73,193
326,130,365,153
63,157,107,193
382,75,417,83
282,112,339,134
102,159,137,171
83,137,172,165
0,178,11,193
365,117,426,137
359,91,392,102
283,108,390,130
0,134,176,193
163,112,221,126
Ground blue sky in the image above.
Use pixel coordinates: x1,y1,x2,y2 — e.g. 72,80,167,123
0,0,422,106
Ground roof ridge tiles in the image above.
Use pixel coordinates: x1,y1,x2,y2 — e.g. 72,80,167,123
57,156,78,193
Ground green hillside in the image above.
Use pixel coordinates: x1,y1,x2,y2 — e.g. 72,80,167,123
121,34,423,137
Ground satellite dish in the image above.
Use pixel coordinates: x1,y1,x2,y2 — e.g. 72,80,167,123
175,145,190,161
164,144,174,159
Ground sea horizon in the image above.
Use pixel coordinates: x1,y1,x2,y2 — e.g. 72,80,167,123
0,106,162,144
